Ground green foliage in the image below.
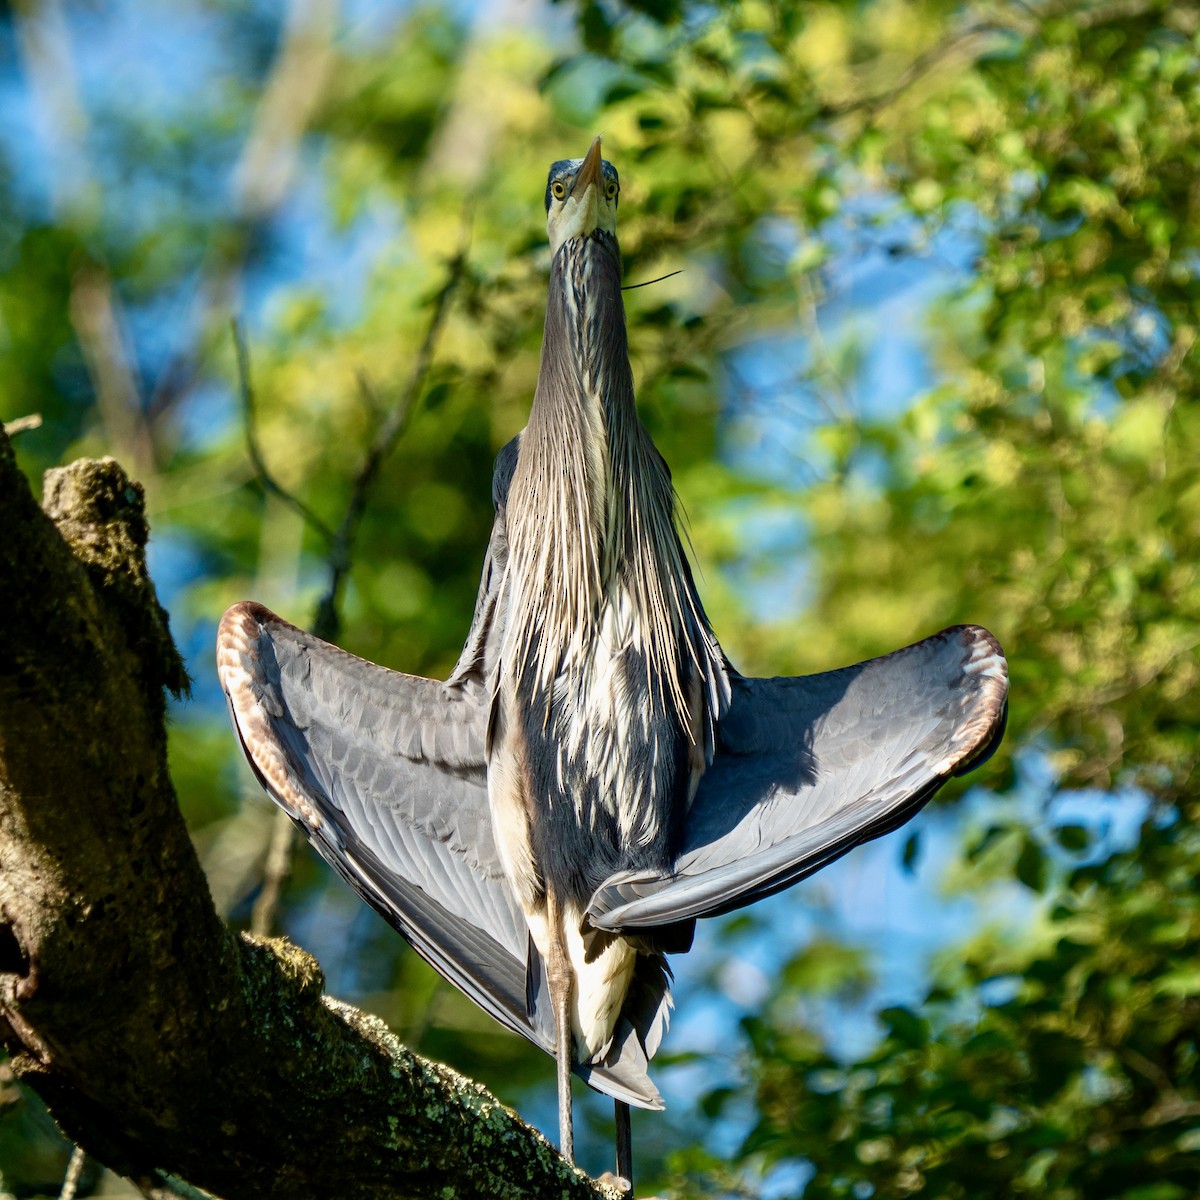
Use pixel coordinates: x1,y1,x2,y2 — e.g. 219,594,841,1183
1,0,1197,1196
728,819,1200,1199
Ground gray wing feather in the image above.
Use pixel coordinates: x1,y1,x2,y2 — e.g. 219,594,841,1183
218,575,665,1105
588,624,1008,930
217,600,529,993
447,435,520,689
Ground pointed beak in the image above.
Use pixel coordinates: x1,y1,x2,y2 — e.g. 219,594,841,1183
572,137,604,235
574,136,603,196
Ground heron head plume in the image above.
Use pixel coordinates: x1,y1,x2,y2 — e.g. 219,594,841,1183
545,136,620,254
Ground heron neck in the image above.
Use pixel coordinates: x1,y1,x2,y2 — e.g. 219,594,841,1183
503,232,715,718
539,229,637,441
525,232,670,583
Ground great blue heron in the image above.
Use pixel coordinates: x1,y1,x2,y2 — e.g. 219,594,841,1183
217,137,1007,1190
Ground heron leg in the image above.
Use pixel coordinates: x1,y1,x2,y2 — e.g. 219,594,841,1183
615,1099,633,1194
546,890,576,1162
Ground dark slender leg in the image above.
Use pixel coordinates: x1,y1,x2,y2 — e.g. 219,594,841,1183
555,993,574,1163
615,1099,633,1195
547,893,575,1162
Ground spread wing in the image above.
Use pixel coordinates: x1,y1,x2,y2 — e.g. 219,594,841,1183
216,437,669,1109
217,599,664,1108
587,624,1008,930
217,602,532,1026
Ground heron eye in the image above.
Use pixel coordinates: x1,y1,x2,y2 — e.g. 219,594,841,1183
551,181,566,200
606,182,618,200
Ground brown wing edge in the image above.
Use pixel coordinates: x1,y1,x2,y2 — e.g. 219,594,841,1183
217,601,331,831
944,623,1010,778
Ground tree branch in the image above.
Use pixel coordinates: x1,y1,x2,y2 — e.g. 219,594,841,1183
311,235,472,646
146,0,341,423
0,429,614,1200
232,318,335,545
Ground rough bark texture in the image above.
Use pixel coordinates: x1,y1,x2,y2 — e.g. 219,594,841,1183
0,429,615,1199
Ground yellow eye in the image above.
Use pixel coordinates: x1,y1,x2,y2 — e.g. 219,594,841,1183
606,182,618,200
551,181,566,200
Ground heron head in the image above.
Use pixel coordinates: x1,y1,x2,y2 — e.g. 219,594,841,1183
545,137,620,256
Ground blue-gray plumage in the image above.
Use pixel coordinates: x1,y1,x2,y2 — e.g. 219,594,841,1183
217,136,1008,1189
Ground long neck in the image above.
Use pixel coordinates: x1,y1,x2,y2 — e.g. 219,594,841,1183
504,232,718,718
523,229,632,603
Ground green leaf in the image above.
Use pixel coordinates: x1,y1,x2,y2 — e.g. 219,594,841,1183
1016,838,1048,893
1053,824,1089,852
880,1006,929,1048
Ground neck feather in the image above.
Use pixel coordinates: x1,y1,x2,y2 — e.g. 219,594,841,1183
504,233,718,719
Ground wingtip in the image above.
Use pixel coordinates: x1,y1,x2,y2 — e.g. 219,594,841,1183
215,601,274,712
945,624,1009,778
218,599,291,644
216,599,326,832
957,623,1008,682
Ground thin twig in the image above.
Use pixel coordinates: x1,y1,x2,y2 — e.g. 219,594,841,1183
250,805,298,938
58,1146,86,1200
133,1172,214,1199
818,20,1015,120
310,233,473,645
231,318,335,544
355,367,385,425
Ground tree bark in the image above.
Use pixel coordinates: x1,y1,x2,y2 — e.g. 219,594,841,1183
0,429,612,1199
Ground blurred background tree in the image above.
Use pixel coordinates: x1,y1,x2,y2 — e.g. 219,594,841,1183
1,0,1196,1195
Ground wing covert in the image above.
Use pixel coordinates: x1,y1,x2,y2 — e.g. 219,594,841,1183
588,624,1008,930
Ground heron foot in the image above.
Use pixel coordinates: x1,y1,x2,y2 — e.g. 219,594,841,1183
596,1170,632,1194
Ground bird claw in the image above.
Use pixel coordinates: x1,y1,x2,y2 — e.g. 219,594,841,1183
596,1170,632,1194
